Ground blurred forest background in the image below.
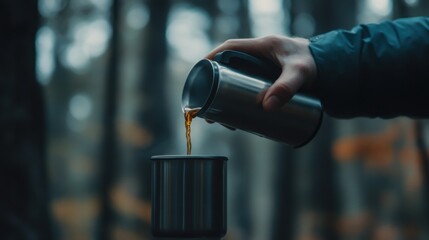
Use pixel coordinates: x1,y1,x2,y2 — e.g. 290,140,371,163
1,0,429,239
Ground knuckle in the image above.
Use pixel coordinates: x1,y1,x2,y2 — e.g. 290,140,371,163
262,35,283,47
293,62,311,76
274,82,293,99
224,39,239,46
259,35,287,59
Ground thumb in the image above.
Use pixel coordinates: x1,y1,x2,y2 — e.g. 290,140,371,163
262,69,303,112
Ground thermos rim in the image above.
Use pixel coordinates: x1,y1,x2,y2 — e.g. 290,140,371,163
151,155,228,161
181,59,220,117
195,60,219,117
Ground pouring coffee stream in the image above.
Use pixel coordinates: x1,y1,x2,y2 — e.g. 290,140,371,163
184,107,200,155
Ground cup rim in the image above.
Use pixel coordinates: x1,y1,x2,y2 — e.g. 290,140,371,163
151,155,228,161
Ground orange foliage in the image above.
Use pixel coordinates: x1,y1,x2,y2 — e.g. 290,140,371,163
118,121,153,147
110,183,151,224
333,124,399,169
52,197,100,240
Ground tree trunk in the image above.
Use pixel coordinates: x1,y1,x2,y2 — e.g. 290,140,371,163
98,0,122,239
0,0,51,238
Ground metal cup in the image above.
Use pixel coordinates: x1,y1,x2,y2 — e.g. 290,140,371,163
151,155,228,238
182,50,323,147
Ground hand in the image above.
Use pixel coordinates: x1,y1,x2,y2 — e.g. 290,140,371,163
206,35,317,112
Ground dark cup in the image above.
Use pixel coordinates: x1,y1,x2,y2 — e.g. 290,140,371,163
151,155,228,238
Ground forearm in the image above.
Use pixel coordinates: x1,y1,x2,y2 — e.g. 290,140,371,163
309,17,429,118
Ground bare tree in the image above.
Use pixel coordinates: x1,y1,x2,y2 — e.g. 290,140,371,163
0,0,51,239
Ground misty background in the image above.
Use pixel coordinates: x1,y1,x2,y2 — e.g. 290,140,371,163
1,0,429,239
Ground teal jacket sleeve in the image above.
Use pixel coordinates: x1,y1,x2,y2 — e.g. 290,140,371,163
308,17,429,118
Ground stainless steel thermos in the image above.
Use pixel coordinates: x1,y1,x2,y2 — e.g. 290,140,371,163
151,155,227,238
182,50,323,147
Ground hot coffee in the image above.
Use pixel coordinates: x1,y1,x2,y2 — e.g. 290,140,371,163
184,107,200,155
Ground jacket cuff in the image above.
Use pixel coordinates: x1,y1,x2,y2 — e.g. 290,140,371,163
308,29,363,118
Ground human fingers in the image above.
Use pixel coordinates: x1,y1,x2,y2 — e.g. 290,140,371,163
262,38,316,112
262,67,305,112
206,37,272,60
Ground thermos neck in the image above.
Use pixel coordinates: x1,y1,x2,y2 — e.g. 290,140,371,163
181,59,219,116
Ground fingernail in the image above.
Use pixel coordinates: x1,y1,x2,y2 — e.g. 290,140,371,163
264,95,282,112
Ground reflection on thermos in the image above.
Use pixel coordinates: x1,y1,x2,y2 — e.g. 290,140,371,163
182,50,323,147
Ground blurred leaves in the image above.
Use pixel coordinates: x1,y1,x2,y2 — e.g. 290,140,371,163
110,182,151,223
118,122,153,148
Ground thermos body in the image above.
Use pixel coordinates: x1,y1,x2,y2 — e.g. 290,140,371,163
182,51,323,147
